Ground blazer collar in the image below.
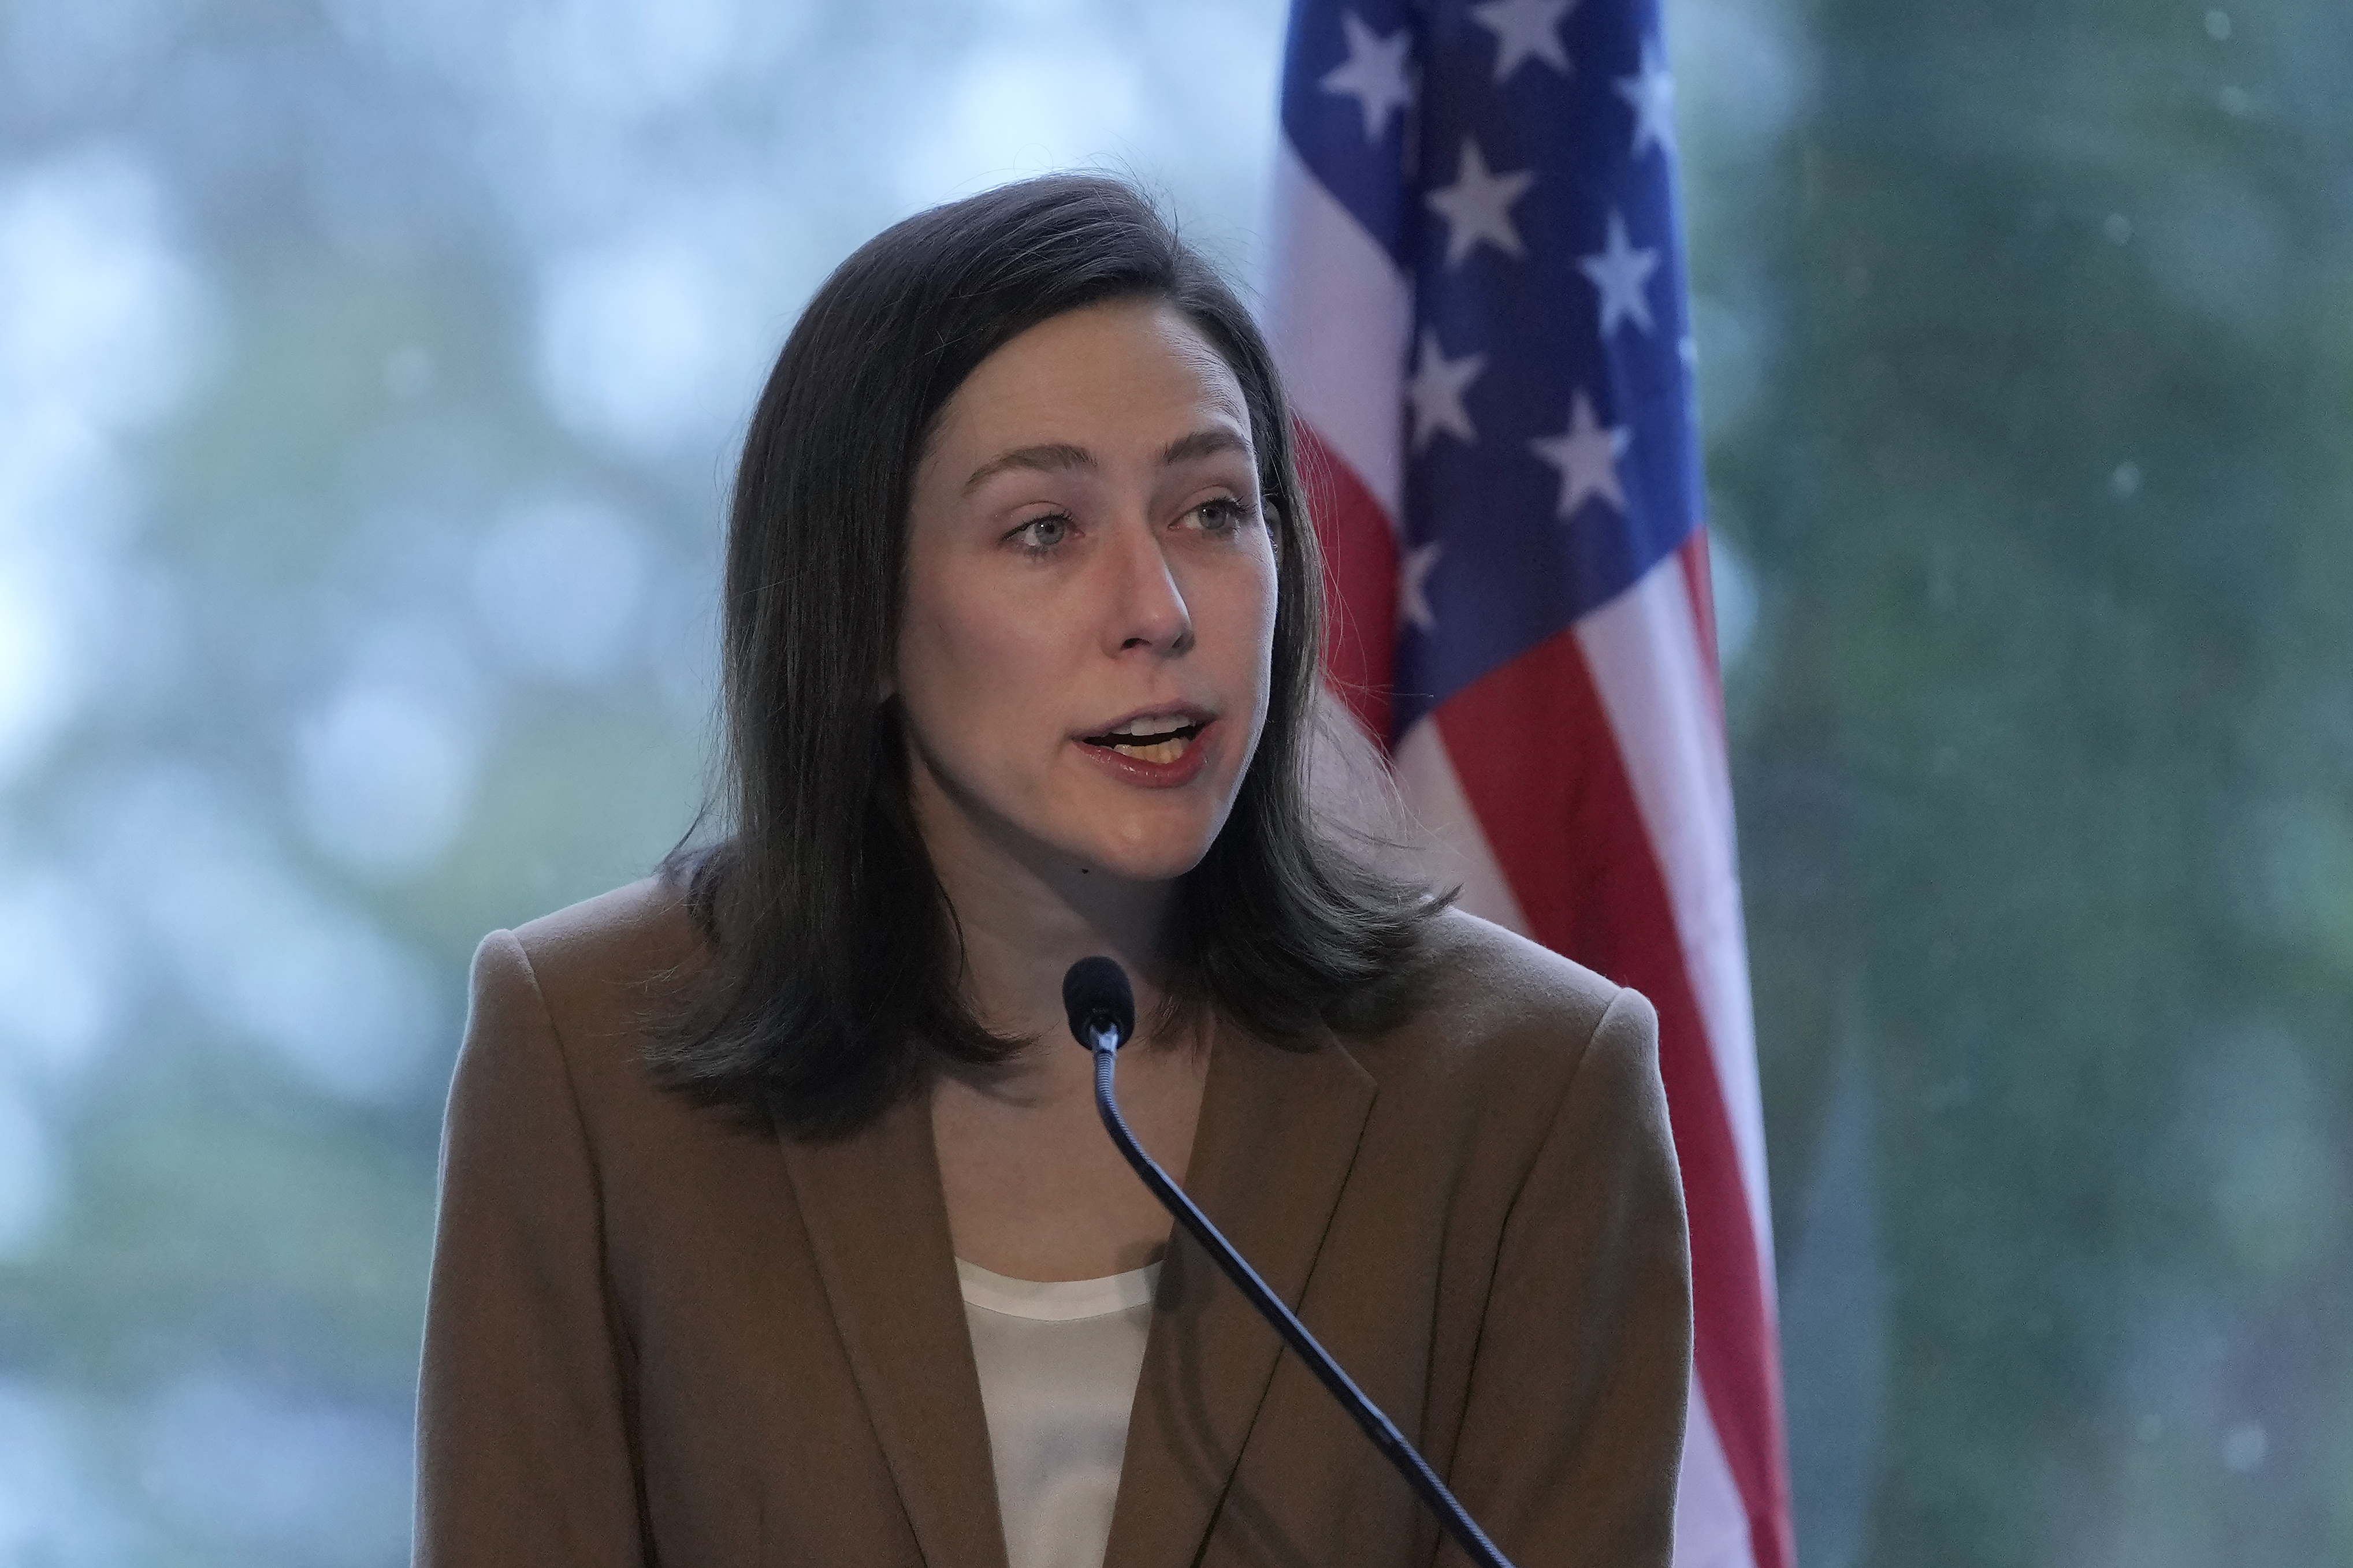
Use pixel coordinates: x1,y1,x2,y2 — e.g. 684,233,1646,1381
772,1022,1377,1568
1105,1021,1380,1568
774,1088,1009,1568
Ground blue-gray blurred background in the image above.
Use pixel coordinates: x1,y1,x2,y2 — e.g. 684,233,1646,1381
0,1,2346,1563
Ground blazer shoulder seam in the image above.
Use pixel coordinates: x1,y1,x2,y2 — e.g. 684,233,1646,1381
1500,981,1641,1231
484,926,642,1377
486,928,581,1093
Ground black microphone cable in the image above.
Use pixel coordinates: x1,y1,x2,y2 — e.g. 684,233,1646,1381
1061,956,1518,1568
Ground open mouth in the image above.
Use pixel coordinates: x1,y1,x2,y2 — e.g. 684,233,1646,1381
1080,716,1207,765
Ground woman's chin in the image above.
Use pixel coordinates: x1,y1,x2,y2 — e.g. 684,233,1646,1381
1055,814,1222,885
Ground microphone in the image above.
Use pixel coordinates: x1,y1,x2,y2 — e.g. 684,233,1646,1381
1061,958,1518,1568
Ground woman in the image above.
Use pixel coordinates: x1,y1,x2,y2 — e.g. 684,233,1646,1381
414,175,1690,1568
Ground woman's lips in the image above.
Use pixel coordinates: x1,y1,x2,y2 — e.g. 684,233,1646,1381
1075,718,1217,788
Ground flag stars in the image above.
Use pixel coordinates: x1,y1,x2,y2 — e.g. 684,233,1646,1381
1399,541,1444,633
1579,210,1660,336
1321,13,1415,142
1407,329,1485,452
1471,0,1576,83
1531,390,1630,517
1614,38,1677,159
1426,140,1536,267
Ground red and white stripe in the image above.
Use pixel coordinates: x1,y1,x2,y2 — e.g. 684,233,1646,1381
1264,132,1795,1568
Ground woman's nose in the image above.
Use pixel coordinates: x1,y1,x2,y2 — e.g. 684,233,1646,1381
1103,516,1193,655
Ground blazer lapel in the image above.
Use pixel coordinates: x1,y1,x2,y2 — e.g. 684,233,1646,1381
775,1090,1009,1568
1104,1023,1379,1568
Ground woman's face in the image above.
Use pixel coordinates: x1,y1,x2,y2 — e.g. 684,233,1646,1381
896,297,1279,885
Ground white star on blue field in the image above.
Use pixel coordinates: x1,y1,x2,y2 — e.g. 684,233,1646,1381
1281,0,1701,733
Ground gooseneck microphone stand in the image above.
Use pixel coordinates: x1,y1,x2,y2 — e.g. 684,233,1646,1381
1061,957,1518,1568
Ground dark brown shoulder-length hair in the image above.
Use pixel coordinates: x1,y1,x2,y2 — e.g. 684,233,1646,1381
653,173,1444,1137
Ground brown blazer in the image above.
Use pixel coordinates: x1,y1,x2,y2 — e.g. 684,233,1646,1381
414,878,1690,1568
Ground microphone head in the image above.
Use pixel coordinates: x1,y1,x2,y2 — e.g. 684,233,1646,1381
1062,956,1135,1053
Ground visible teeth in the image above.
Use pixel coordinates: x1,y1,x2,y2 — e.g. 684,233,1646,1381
1087,713,1200,764
1113,736,1191,763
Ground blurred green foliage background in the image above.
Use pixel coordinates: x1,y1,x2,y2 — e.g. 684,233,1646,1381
0,0,2343,1563
1692,2,2353,1562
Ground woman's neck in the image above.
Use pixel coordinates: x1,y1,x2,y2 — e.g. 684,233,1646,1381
909,749,1211,1282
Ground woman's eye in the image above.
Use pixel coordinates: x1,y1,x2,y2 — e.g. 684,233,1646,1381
1189,497,1249,535
1012,514,1073,552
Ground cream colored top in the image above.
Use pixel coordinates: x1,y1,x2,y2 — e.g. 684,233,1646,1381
956,1258,1159,1568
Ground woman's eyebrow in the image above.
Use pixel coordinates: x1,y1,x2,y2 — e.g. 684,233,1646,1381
1159,427,1249,467
962,442,1093,496
961,428,1248,496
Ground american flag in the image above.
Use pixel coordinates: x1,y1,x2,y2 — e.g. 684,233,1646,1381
1262,2,1794,1565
